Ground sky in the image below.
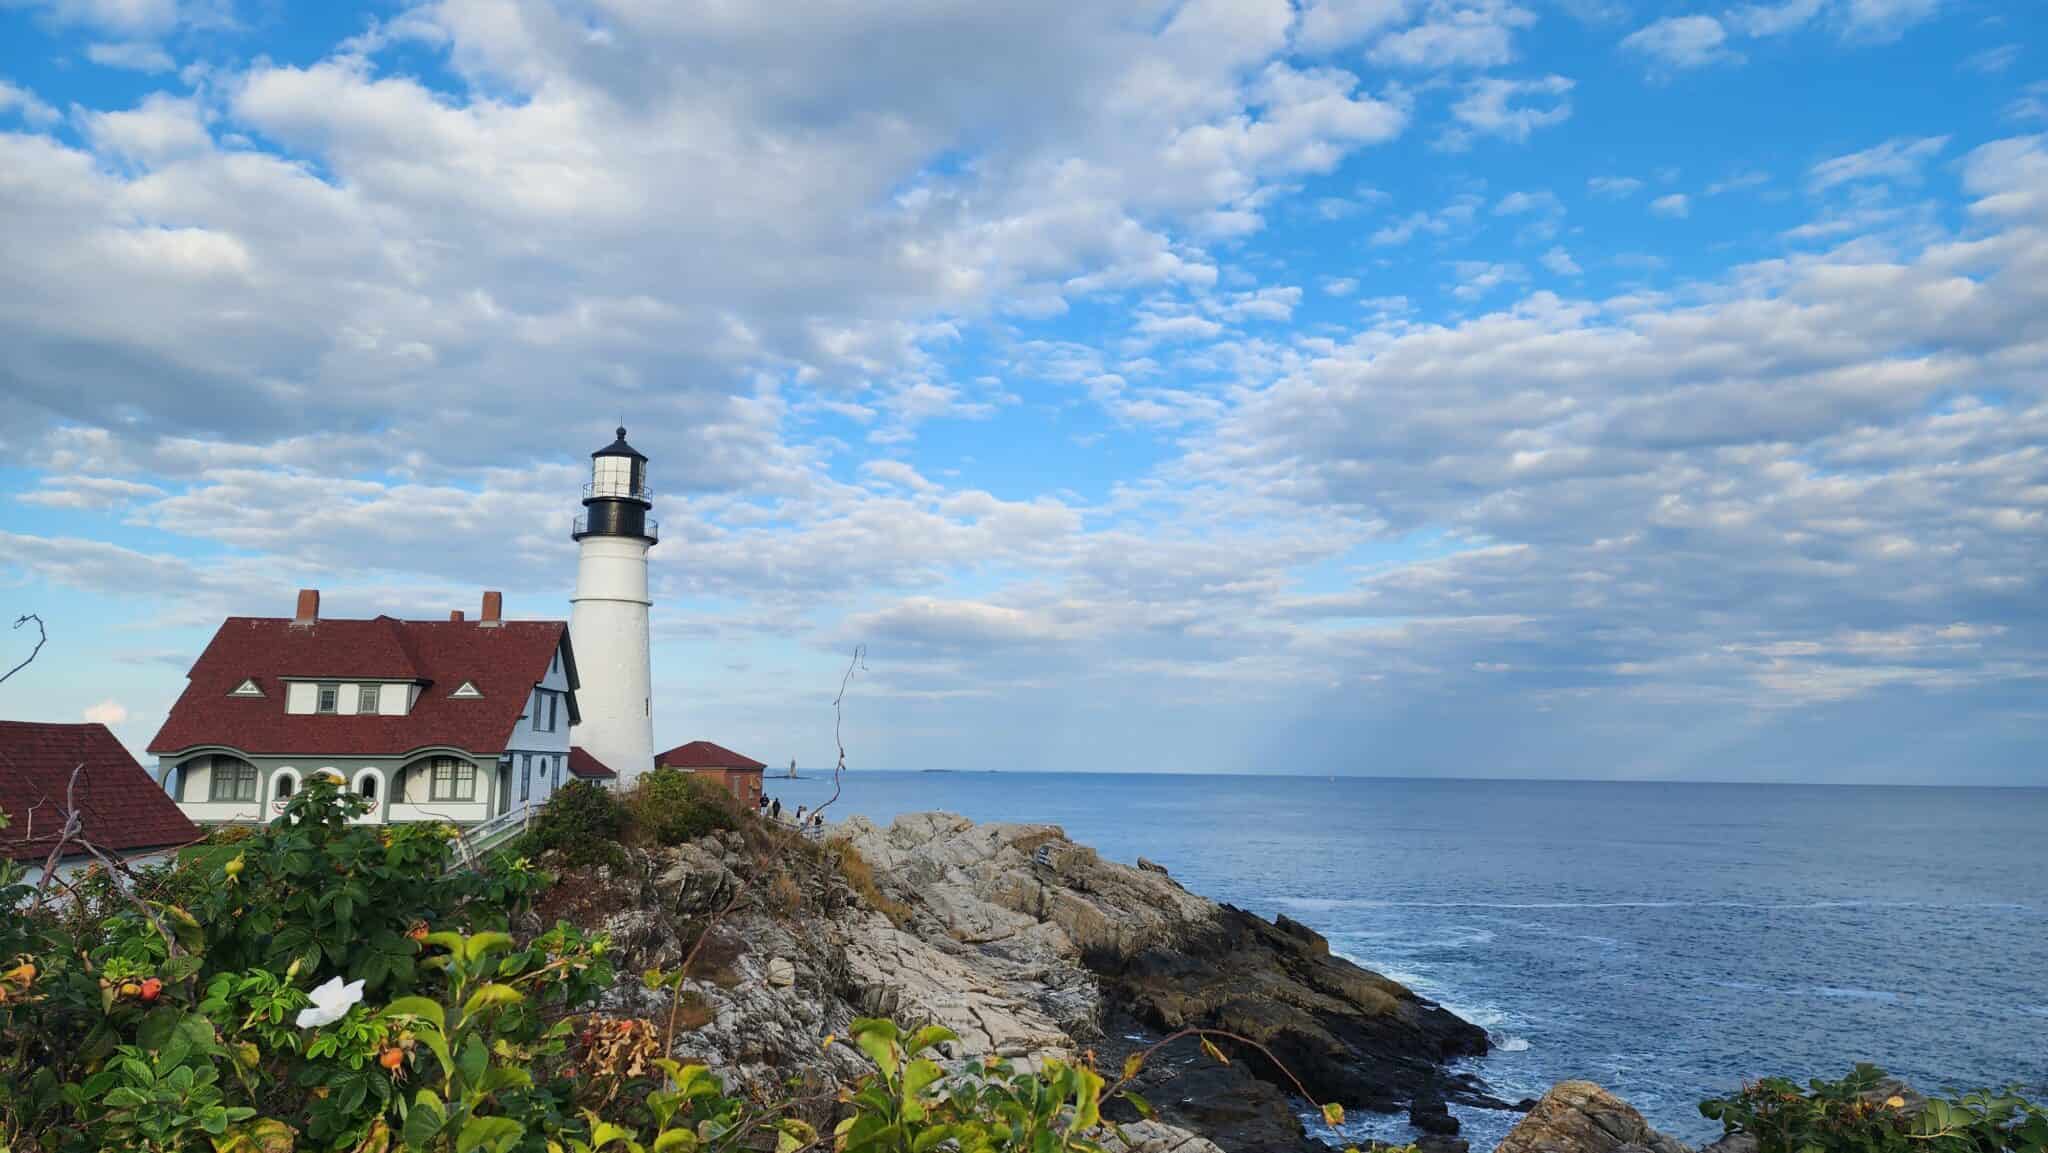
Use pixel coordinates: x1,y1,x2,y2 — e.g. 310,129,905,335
0,0,2043,785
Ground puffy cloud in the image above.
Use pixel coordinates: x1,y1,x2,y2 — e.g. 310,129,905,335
1589,175,1645,198
1369,0,1537,69
84,39,174,71
1649,192,1691,217
1620,15,1738,71
0,79,60,127
1725,0,1825,37
1808,135,1949,191
1295,0,1413,52
82,699,130,725
1447,74,1574,143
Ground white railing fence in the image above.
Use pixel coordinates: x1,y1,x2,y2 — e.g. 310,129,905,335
445,804,534,874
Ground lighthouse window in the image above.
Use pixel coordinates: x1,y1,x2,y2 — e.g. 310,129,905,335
428,756,476,802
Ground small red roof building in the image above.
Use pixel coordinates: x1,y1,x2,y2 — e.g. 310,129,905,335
567,746,618,781
655,741,768,770
654,741,767,806
0,721,200,863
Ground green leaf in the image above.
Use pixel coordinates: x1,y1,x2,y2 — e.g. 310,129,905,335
854,1028,901,1081
652,1129,700,1153
414,1027,454,1084
460,983,525,1022
455,1115,524,1153
457,1033,488,1088
1122,1091,1154,1119
1321,1102,1346,1128
904,1059,946,1099
424,931,468,956
906,1025,958,1057
136,1005,182,1050
463,932,516,963
381,996,447,1031
477,1066,532,1094
1199,1037,1230,1066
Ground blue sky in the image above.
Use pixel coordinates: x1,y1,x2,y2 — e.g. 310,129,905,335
1,0,2043,783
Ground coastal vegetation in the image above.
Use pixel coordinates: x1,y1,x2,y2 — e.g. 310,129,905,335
1699,1066,2048,1153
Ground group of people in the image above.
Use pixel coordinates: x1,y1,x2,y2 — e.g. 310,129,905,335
759,793,825,830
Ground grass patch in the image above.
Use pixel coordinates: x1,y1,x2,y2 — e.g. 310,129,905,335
826,838,913,928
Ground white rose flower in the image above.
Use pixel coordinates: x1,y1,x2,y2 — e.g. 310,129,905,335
295,975,366,1028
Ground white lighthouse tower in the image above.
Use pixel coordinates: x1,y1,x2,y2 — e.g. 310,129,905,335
570,427,657,788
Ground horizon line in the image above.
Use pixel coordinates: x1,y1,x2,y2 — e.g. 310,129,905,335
792,768,2047,790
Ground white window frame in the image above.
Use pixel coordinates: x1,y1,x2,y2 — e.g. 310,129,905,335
316,684,339,714
358,684,380,713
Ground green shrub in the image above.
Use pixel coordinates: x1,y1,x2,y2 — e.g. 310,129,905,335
1701,1065,2048,1153
623,769,736,846
531,780,627,868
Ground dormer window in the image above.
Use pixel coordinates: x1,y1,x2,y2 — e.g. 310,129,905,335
450,681,482,699
229,679,263,697
358,685,380,713
316,684,339,713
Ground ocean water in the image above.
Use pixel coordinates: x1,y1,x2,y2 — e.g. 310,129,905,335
764,772,2048,1149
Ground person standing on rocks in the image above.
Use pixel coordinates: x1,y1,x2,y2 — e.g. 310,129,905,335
771,797,782,821
794,804,807,827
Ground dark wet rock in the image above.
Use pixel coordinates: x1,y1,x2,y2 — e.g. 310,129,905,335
1411,1097,1461,1135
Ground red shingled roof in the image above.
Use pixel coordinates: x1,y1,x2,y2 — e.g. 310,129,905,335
0,721,200,862
655,740,766,771
567,746,617,780
148,617,573,758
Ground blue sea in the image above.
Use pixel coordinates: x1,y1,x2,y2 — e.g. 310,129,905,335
764,772,2048,1150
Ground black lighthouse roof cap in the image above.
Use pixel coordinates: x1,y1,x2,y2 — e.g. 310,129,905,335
593,426,647,460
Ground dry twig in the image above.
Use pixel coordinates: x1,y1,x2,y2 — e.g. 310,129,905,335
1,613,46,687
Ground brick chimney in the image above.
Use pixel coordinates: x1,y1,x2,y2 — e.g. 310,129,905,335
480,591,503,627
292,589,319,627
449,610,465,622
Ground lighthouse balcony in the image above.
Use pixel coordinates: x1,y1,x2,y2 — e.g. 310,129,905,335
583,480,654,501
573,512,658,542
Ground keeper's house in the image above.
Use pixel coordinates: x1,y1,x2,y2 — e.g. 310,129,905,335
150,589,579,827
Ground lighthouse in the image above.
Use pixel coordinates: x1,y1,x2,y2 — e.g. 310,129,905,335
570,427,657,788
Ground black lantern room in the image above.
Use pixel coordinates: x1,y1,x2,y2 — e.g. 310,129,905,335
573,427,657,542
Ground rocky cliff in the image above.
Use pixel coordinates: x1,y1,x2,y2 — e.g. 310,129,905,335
532,810,1499,1153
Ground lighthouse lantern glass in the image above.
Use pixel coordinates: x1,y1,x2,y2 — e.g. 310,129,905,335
593,455,633,498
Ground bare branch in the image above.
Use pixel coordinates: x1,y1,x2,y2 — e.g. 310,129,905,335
1,613,47,687
813,645,865,821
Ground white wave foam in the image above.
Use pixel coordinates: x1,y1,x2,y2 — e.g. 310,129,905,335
1712,980,1902,1002
1496,1035,1532,1052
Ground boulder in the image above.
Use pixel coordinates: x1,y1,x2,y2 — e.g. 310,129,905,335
765,957,797,988
1137,857,1171,875
1496,1082,1692,1153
